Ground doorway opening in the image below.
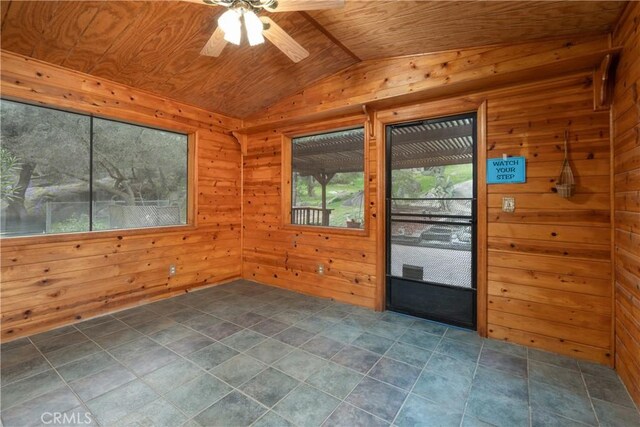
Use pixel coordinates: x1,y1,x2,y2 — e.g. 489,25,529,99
385,113,477,329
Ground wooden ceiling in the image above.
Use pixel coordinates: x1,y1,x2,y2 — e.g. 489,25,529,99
0,1,626,118
310,1,627,60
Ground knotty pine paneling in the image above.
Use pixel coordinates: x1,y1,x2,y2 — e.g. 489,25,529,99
244,35,612,131
242,118,379,309
243,71,615,365
485,74,613,365
373,73,615,365
612,1,640,407
0,52,243,341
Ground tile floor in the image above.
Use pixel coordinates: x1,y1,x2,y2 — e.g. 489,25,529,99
1,280,639,427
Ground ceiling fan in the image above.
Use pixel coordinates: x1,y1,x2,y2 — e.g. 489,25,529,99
185,0,345,63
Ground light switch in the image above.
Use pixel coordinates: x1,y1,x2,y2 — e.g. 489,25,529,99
502,197,515,213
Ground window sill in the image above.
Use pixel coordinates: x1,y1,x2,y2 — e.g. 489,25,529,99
0,224,196,247
281,223,369,237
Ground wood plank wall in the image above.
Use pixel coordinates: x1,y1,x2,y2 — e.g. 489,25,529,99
0,52,243,341
0,30,629,373
243,71,615,365
242,116,379,308
612,1,640,407
244,35,610,131
484,75,613,365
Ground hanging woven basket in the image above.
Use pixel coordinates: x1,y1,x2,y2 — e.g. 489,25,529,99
555,130,575,198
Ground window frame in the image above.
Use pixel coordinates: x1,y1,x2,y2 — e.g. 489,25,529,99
0,98,197,243
281,118,370,237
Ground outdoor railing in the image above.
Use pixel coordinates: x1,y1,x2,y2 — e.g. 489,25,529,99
291,207,332,226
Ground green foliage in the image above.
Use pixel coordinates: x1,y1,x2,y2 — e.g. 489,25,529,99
444,164,474,186
92,118,187,203
0,100,188,221
49,213,89,233
431,175,455,198
1,101,187,203
391,165,472,198
49,213,109,233
291,164,473,227
0,146,22,206
293,172,365,227
1,100,91,184
331,172,361,185
391,169,422,198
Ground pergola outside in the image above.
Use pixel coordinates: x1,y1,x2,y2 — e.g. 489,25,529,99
291,118,474,226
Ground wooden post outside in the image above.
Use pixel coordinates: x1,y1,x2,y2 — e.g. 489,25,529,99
313,173,335,226
45,202,52,233
320,181,327,225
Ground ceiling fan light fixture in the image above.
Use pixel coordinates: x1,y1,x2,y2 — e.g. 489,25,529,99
244,10,265,46
218,8,242,45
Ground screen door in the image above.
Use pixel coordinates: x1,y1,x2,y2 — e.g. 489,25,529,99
386,113,477,329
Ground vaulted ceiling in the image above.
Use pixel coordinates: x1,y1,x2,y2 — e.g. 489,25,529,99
0,0,627,118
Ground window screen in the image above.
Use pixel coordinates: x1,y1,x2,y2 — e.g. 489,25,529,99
291,127,365,229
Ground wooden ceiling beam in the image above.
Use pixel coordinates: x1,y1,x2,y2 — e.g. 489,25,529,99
298,11,360,62
241,35,619,132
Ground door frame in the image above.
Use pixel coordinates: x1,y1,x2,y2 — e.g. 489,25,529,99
385,112,478,329
375,97,488,336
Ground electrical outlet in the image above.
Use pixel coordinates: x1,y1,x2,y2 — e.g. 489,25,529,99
502,197,516,213
169,264,177,276
318,264,324,275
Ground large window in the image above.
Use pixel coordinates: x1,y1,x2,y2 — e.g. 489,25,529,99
0,100,188,238
290,127,365,229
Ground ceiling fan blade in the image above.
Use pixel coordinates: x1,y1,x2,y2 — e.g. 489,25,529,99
261,16,309,63
264,0,345,12
201,26,228,57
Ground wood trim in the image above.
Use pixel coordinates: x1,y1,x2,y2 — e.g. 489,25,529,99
0,92,199,135
376,97,484,125
230,131,248,156
375,96,486,327
611,1,639,391
281,135,293,227
240,133,246,279
611,0,635,38
375,111,386,311
281,224,369,237
188,131,199,228
232,131,248,274
0,224,199,248
280,116,366,139
593,53,617,111
476,101,488,336
609,101,616,368
1,127,199,247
